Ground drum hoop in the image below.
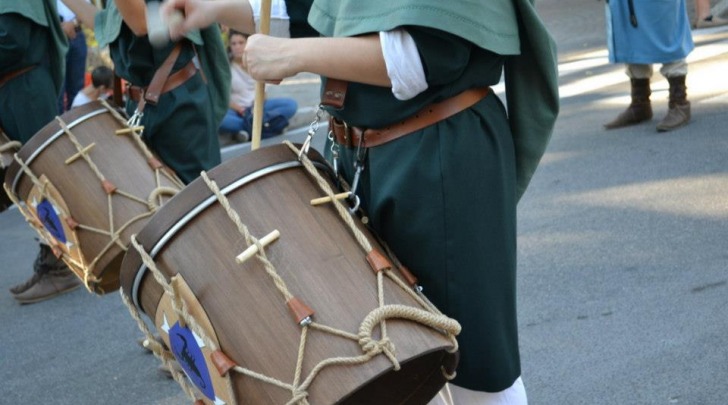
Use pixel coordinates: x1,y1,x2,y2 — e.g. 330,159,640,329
9,108,108,194
129,159,329,309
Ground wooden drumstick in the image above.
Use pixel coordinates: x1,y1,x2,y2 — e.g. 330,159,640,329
147,1,184,49
235,229,280,263
250,0,272,151
310,192,352,206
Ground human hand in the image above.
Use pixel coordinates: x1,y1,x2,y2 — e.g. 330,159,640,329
61,21,77,40
161,0,211,41
243,34,296,83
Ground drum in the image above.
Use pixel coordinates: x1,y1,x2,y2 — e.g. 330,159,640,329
0,129,21,212
4,100,184,294
120,143,461,405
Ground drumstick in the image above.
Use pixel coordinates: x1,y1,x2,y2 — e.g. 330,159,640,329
250,0,272,151
146,1,184,49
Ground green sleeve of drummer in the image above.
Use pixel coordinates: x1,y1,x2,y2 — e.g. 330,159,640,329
0,15,32,72
505,0,560,201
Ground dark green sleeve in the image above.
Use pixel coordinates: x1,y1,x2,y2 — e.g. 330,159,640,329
0,14,32,73
407,26,473,86
284,0,319,37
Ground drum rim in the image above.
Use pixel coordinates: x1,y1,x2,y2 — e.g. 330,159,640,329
128,159,304,308
120,144,333,310
5,101,109,195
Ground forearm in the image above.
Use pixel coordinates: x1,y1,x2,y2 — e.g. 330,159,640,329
207,0,255,34
248,34,390,87
296,36,390,87
115,0,148,35
60,0,98,28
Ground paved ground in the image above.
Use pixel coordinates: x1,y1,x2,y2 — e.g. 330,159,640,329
1,1,727,404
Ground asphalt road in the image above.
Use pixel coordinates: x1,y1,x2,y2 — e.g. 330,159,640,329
1,1,727,404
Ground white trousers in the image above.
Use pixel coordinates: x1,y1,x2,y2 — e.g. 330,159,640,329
626,59,688,79
428,377,528,405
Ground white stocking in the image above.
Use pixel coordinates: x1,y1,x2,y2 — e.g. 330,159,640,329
428,377,528,405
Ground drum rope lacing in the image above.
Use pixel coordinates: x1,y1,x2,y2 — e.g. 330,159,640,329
8,100,183,293
0,139,22,156
122,141,461,405
120,289,200,400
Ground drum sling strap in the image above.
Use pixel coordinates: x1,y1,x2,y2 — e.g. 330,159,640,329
126,41,204,126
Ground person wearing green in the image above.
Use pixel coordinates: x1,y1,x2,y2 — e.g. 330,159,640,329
1,0,85,304
64,0,230,185
164,0,558,402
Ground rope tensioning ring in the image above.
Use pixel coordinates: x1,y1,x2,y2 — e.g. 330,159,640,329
147,186,179,210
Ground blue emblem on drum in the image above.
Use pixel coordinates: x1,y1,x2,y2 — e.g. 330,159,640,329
36,199,66,244
169,322,215,400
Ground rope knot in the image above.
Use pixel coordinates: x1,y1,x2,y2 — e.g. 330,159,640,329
288,390,309,405
358,334,376,353
358,335,399,369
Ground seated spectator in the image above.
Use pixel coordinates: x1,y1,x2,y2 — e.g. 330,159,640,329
71,65,113,108
694,0,728,28
219,30,297,143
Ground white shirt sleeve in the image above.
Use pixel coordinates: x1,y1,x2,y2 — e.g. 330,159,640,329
379,29,428,100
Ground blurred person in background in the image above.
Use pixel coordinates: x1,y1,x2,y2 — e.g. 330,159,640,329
694,0,728,28
604,0,694,132
218,30,297,143
56,0,89,113
61,0,230,184
1,0,83,304
71,65,113,107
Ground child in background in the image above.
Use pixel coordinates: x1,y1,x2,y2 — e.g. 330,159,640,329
71,65,113,108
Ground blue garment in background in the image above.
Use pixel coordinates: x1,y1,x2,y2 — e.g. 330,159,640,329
219,98,297,138
58,30,87,112
606,0,694,64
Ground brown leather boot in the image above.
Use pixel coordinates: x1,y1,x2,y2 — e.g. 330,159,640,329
604,78,653,129
9,244,69,294
11,244,81,304
657,75,691,132
12,268,81,304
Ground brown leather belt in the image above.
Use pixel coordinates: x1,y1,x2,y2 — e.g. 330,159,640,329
127,58,199,104
0,65,36,89
330,86,490,148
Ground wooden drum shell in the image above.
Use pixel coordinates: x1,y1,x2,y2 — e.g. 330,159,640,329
0,129,19,211
120,144,458,404
4,101,182,293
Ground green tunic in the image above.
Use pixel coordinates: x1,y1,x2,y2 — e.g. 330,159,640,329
0,0,67,143
309,0,559,199
294,0,558,393
94,1,231,184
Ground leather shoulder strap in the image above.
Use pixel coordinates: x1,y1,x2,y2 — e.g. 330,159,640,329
321,78,348,110
144,43,183,105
